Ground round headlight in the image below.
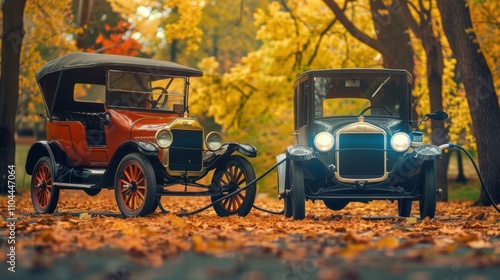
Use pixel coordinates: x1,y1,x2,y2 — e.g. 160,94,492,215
391,132,411,152
314,132,334,152
206,131,223,151
155,129,173,148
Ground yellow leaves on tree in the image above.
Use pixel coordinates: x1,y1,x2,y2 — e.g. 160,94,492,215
163,0,203,53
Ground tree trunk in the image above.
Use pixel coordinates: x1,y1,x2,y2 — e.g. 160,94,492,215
455,150,468,183
397,0,449,201
369,0,415,73
0,0,27,194
437,0,500,205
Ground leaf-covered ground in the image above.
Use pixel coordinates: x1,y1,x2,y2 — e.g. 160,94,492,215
1,190,499,279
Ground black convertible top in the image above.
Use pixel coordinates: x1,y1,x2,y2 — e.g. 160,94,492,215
36,52,203,81
36,52,203,118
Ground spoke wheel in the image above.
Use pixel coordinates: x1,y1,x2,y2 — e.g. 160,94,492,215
397,199,412,217
114,153,157,218
31,156,59,214
323,199,349,211
211,156,256,217
290,160,305,220
419,161,437,219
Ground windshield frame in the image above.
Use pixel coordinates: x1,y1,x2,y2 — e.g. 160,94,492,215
106,69,189,113
313,74,404,119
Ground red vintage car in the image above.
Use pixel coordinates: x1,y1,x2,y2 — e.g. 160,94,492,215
26,52,257,217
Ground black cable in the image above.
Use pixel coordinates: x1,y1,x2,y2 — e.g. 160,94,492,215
252,205,284,215
169,157,287,217
451,144,500,213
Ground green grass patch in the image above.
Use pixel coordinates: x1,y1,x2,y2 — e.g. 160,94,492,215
448,179,481,201
15,143,32,191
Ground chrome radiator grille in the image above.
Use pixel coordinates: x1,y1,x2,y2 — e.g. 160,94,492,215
168,130,203,172
337,133,385,180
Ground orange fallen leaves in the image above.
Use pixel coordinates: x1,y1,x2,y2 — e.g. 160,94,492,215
1,189,499,270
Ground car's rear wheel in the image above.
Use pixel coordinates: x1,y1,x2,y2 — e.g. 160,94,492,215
114,153,157,218
211,155,256,217
419,161,437,219
290,160,305,220
31,156,60,214
397,199,412,217
323,199,349,211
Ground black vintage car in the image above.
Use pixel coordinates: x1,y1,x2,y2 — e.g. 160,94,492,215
277,69,447,220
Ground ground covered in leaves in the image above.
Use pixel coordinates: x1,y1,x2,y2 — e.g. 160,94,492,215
1,190,500,279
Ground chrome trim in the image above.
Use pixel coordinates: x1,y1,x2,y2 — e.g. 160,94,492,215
335,122,388,183
162,117,205,176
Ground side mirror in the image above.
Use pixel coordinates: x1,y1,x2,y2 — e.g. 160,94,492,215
425,110,448,121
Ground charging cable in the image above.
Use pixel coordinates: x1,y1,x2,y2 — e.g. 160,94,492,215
439,143,500,213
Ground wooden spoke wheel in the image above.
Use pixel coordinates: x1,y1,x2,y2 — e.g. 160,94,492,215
211,155,256,217
31,157,60,214
114,153,157,218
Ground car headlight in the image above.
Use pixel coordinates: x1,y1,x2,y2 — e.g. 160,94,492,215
206,131,223,151
314,132,334,152
391,132,411,152
155,129,173,148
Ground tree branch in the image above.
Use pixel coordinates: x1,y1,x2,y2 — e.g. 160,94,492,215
397,0,423,40
322,0,393,65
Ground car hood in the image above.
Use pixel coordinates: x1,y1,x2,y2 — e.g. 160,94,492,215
109,109,177,132
312,117,406,136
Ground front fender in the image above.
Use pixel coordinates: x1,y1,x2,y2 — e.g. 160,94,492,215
94,141,162,189
413,144,442,161
204,143,257,171
286,145,314,162
223,142,257,158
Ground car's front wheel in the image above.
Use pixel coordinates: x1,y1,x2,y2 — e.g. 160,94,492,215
31,156,60,214
211,155,256,217
290,160,305,220
114,153,157,218
419,161,437,219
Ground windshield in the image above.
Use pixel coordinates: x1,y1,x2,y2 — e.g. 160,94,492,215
107,70,187,113
314,75,402,118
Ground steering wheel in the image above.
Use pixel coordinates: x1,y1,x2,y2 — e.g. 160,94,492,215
139,87,168,109
359,105,393,116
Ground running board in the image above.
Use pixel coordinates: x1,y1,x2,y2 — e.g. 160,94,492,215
54,182,94,189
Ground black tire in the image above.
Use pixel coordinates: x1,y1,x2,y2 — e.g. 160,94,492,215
114,153,157,218
419,161,437,219
31,156,60,214
148,196,159,214
398,199,412,217
283,159,293,217
290,160,305,220
323,199,349,211
211,155,256,217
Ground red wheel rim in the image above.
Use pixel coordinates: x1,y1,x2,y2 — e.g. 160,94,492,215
118,161,147,211
219,165,247,213
33,163,53,209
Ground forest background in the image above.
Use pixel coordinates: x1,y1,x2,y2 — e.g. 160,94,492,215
0,0,499,204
